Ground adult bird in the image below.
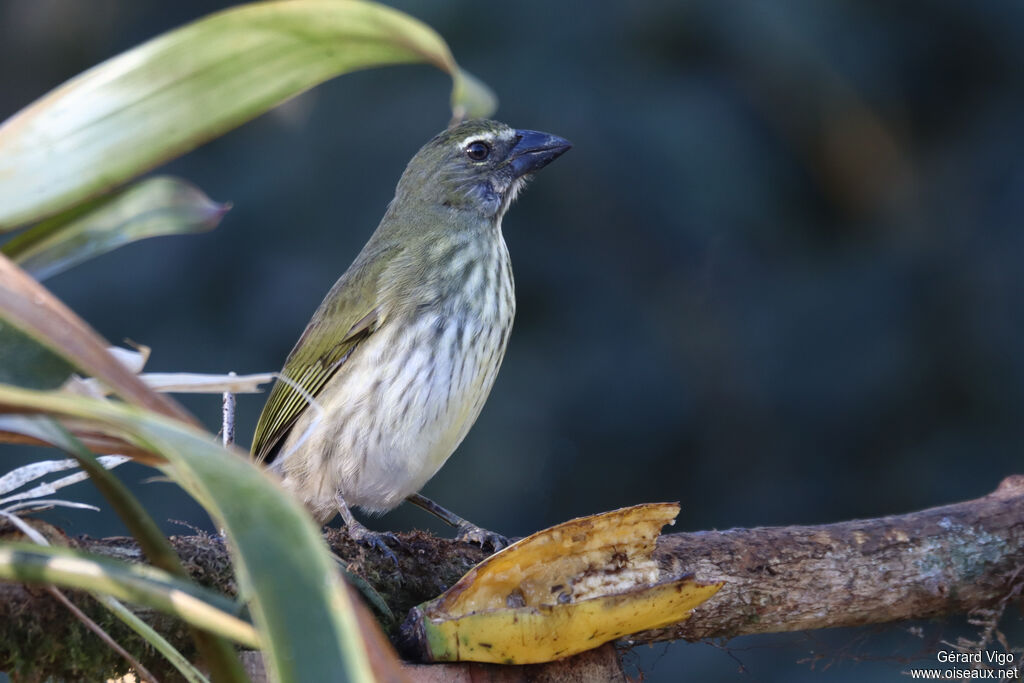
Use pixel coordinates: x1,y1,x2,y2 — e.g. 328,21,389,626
252,119,571,556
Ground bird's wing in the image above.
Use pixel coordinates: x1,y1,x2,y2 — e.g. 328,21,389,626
251,246,394,464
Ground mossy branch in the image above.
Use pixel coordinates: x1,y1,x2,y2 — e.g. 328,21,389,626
1,476,1021,680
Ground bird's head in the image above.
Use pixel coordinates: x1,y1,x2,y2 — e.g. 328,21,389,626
395,119,571,220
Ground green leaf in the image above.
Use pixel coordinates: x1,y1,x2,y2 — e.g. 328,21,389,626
15,417,248,682
0,542,258,648
450,68,498,123
0,253,195,425
0,385,397,682
0,0,497,230
2,177,228,281
0,320,75,389
98,595,212,683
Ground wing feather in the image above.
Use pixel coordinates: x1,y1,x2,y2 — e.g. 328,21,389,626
251,243,396,463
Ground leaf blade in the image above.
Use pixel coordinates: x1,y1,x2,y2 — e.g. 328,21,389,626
0,0,495,229
2,177,228,281
0,320,76,390
0,253,194,425
0,542,258,648
0,386,398,683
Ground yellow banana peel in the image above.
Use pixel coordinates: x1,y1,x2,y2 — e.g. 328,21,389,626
403,503,722,664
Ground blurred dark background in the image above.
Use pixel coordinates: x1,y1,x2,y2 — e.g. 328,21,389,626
2,1,1023,680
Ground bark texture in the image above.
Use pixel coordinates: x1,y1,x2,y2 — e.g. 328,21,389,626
1,476,1021,681
644,474,1024,643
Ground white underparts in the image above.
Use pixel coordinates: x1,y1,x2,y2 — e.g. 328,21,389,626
275,233,516,521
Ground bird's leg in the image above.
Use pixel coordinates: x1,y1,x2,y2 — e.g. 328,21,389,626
405,493,509,550
335,494,399,565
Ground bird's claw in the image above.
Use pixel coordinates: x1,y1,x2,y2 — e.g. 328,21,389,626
456,522,508,551
347,525,401,566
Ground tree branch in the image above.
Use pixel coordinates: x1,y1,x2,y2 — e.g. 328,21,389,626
1,476,1021,680
645,474,1024,643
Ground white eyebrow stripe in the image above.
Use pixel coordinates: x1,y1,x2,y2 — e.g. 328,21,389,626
458,132,497,148
457,128,517,149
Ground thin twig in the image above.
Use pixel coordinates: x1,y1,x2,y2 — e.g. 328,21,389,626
221,371,236,448
47,587,159,683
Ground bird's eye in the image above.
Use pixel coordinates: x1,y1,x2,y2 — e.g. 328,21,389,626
465,141,491,161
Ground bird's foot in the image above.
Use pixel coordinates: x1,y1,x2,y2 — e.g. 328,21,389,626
404,493,509,550
455,522,508,551
335,494,400,566
346,520,401,566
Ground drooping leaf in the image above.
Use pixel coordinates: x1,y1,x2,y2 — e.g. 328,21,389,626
2,177,228,281
0,514,164,681
11,416,248,682
449,68,497,123
0,510,211,683
0,254,194,425
0,541,258,648
0,385,400,682
0,0,497,230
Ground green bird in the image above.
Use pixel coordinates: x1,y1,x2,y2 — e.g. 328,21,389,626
252,119,570,556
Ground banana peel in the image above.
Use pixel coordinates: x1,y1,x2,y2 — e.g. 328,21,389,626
402,503,722,664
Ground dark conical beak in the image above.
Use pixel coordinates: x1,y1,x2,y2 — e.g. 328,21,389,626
508,129,572,178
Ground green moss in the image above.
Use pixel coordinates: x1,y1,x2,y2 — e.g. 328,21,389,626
0,586,193,682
